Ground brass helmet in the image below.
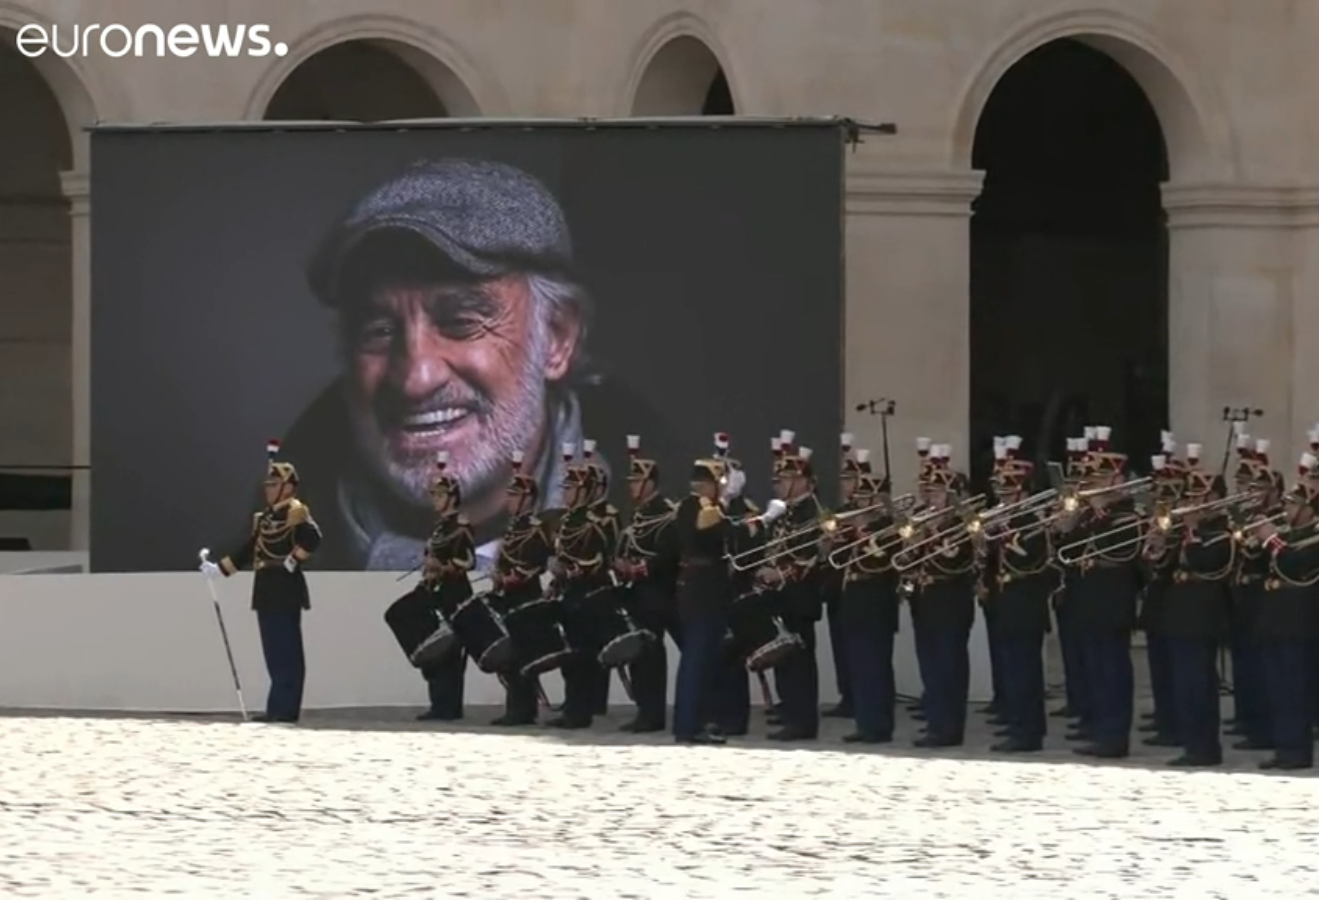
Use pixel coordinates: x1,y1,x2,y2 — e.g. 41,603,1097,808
430,450,461,505
265,439,298,486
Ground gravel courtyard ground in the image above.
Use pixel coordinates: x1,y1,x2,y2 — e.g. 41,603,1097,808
1,704,1315,899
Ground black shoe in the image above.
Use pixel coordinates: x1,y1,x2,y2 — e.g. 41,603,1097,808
914,734,963,748
909,710,927,721
415,709,462,722
1137,722,1160,734
992,727,1013,739
842,731,892,744
1064,728,1092,742
253,714,298,724
1143,734,1180,748
544,715,592,729
765,712,783,726
1224,723,1250,737
1049,706,1073,718
1074,743,1129,759
1260,757,1313,771
621,718,666,733
676,732,726,745
1234,738,1274,751
986,716,1012,728
490,713,536,727
714,722,749,737
1168,753,1222,768
991,737,1042,753
767,726,817,742
823,703,854,719
982,703,1000,716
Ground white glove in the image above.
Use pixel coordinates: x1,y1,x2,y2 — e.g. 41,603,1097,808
199,560,221,578
721,468,746,501
763,499,788,522
283,556,298,573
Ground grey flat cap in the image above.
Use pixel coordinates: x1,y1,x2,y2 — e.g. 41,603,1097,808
307,158,574,306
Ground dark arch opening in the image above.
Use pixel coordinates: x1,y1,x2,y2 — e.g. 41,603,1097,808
264,41,448,121
969,38,1169,487
703,69,734,115
0,38,76,537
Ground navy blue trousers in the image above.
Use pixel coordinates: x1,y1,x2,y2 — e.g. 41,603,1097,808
673,608,727,739
922,627,970,741
997,632,1046,742
712,651,751,732
826,602,851,705
844,622,896,739
421,648,466,717
1146,633,1177,738
913,621,933,715
256,608,306,721
1078,630,1133,748
1167,636,1221,759
628,613,680,725
1262,637,1314,765
1229,636,1268,739
985,615,1005,708
773,617,819,735
1057,605,1090,721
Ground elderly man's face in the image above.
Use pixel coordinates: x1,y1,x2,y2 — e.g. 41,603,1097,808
341,269,579,508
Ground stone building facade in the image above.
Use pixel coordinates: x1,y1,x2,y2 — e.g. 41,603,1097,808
0,0,1310,548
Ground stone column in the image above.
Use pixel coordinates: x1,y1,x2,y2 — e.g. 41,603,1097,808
60,170,90,552
844,155,983,487
1162,183,1298,451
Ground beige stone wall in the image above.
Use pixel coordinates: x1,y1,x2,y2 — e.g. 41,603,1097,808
0,0,1308,548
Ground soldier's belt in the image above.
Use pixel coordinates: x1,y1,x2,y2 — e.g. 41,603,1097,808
1172,571,1225,585
1235,574,1265,586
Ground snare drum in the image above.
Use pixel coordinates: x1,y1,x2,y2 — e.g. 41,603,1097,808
384,587,459,668
451,593,515,673
504,597,573,677
595,606,651,669
744,616,803,672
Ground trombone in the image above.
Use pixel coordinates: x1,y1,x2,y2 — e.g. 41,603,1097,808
729,493,915,571
825,502,948,569
1006,476,1155,539
1204,509,1290,547
1054,496,1172,566
890,495,990,572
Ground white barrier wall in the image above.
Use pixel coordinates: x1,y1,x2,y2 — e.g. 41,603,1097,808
0,559,992,712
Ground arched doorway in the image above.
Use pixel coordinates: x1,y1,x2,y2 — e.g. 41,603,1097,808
263,41,452,120
969,38,1168,486
632,36,736,115
0,36,75,549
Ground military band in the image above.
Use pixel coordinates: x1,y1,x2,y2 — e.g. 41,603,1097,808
200,421,1319,771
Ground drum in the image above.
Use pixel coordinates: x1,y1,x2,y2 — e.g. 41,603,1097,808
743,616,803,672
504,597,573,677
450,593,515,673
384,587,458,668
595,606,651,669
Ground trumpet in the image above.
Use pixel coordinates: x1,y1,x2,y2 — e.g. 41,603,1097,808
890,495,990,572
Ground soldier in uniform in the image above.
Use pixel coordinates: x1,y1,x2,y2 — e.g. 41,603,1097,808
1226,434,1281,749
614,434,680,732
982,436,1055,753
414,450,477,721
822,433,858,719
1247,447,1319,770
1050,434,1093,725
709,434,765,737
1147,453,1234,766
547,440,620,729
761,439,827,741
1136,439,1186,750
900,445,977,748
672,436,788,744
837,449,901,744
1059,425,1142,759
200,439,323,723
489,449,554,726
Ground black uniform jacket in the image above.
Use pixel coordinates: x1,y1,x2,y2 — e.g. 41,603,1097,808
1060,502,1141,632
673,492,764,617
838,514,900,634
617,493,680,615
423,511,476,613
553,501,620,603
1159,516,1233,640
1138,532,1177,636
220,497,322,612
909,514,977,633
1256,521,1319,639
988,510,1056,636
771,492,827,623
494,513,553,605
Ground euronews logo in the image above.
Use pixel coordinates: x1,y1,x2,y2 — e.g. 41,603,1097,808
15,23,289,59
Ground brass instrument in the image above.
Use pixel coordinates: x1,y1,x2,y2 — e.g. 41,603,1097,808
890,495,990,572
889,490,1056,571
1166,490,1263,520
1203,509,1291,548
825,502,944,568
1055,501,1171,566
726,493,916,571
1003,476,1155,539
